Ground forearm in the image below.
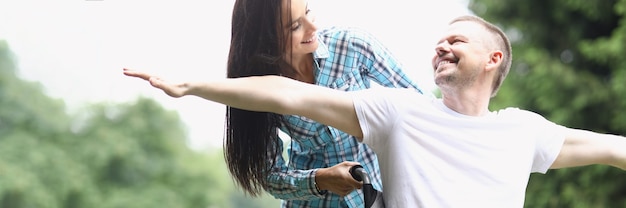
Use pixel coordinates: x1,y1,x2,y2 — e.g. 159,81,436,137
184,75,363,137
608,135,626,170
184,76,295,114
266,168,323,200
585,133,626,170
555,129,626,170
265,142,322,200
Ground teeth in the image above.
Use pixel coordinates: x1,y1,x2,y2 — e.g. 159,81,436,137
438,60,450,68
303,37,314,43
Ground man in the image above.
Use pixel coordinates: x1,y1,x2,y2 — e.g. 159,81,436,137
124,15,626,207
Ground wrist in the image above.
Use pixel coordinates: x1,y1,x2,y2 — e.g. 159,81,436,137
184,82,197,96
314,180,327,195
314,181,326,194
312,170,328,195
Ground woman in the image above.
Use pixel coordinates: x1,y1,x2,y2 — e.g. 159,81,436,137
226,0,425,207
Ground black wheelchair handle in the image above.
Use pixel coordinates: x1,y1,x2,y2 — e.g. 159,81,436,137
349,164,371,184
349,164,379,208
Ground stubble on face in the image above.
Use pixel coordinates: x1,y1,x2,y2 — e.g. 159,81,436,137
435,60,482,93
434,21,492,93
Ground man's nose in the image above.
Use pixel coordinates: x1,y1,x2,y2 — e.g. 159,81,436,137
435,42,450,56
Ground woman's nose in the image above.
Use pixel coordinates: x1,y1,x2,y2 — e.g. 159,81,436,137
303,15,317,32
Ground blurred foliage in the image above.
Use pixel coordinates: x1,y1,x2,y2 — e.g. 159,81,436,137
468,0,626,207
0,40,280,207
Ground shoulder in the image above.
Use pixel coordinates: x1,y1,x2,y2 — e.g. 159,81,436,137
317,26,379,45
495,107,548,123
352,87,427,105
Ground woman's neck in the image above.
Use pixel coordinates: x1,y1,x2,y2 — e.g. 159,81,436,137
286,54,315,84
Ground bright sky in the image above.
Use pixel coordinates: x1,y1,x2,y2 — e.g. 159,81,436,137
0,0,470,152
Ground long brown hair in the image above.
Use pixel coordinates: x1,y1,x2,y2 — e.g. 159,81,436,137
225,0,295,196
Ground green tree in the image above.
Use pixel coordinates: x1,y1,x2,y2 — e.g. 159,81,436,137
0,40,75,208
0,40,280,207
70,99,236,208
467,0,626,207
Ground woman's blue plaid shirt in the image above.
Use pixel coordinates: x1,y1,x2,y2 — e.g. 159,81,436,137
266,26,425,208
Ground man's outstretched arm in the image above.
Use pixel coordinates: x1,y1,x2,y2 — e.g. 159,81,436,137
551,128,626,171
123,68,365,139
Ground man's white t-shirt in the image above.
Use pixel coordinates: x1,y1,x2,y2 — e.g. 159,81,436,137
352,88,566,208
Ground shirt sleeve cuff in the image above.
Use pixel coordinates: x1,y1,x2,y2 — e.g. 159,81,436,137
310,169,328,196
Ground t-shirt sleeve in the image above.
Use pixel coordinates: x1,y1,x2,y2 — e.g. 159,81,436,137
527,112,567,173
351,88,408,148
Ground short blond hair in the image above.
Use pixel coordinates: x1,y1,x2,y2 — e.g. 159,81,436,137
449,15,512,97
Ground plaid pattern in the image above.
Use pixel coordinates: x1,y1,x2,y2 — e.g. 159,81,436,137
266,27,424,208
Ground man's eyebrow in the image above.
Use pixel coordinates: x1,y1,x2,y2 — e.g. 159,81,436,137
436,34,463,44
435,36,448,44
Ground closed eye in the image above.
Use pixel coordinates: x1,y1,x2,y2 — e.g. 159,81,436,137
291,23,301,31
289,6,312,31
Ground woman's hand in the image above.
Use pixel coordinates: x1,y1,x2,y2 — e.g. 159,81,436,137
315,161,364,196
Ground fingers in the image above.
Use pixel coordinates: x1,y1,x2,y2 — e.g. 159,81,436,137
353,180,363,189
339,161,364,185
122,68,153,81
335,181,362,196
340,161,361,167
341,161,364,190
316,162,368,196
122,68,164,89
122,68,187,98
148,76,164,88
336,188,354,197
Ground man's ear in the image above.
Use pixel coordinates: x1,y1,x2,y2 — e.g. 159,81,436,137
486,51,503,72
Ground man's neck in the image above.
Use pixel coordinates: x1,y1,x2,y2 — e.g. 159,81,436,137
441,88,491,116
